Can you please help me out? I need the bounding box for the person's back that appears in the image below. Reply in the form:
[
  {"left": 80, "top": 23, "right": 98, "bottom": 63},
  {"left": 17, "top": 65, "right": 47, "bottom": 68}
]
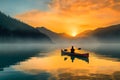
[{"left": 71, "top": 46, "right": 75, "bottom": 53}]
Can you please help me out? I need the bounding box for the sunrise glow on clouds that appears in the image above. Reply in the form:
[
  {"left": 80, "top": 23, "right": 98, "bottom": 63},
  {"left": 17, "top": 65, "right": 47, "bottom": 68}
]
[{"left": 16, "top": 0, "right": 120, "bottom": 35}]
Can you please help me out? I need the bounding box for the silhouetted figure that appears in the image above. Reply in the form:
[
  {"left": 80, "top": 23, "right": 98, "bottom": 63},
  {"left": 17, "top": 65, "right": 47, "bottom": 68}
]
[{"left": 71, "top": 46, "right": 75, "bottom": 53}]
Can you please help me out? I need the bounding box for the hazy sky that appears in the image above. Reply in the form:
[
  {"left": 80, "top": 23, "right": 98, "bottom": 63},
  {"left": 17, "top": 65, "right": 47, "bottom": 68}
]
[
  {"left": 0, "top": 0, "right": 50, "bottom": 15},
  {"left": 0, "top": 0, "right": 120, "bottom": 36}
]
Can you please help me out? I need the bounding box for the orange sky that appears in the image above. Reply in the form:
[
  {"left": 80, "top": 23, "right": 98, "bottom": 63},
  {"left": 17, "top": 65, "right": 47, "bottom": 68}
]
[{"left": 16, "top": 0, "right": 120, "bottom": 36}]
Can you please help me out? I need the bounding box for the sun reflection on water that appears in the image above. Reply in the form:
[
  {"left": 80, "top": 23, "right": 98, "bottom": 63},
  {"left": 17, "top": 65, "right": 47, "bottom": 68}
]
[{"left": 13, "top": 49, "right": 120, "bottom": 77}]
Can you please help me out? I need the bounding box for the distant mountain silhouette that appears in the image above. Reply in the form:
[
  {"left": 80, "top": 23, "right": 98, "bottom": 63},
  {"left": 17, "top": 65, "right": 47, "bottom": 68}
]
[
  {"left": 76, "top": 30, "right": 93, "bottom": 38},
  {"left": 58, "top": 33, "right": 72, "bottom": 38},
  {"left": 37, "top": 27, "right": 72, "bottom": 43},
  {"left": 77, "top": 24, "right": 120, "bottom": 43},
  {"left": 0, "top": 11, "right": 52, "bottom": 43}
]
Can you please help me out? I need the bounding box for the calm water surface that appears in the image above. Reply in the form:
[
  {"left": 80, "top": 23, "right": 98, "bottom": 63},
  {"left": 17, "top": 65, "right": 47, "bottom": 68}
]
[{"left": 0, "top": 44, "right": 120, "bottom": 80}]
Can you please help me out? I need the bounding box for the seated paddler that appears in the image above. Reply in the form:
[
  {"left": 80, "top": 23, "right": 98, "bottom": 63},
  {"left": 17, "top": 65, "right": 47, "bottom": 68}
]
[{"left": 71, "top": 46, "right": 75, "bottom": 53}]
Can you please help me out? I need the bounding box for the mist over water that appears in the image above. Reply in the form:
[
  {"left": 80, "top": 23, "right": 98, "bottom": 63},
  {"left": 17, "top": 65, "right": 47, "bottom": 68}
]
[{"left": 0, "top": 43, "right": 120, "bottom": 80}]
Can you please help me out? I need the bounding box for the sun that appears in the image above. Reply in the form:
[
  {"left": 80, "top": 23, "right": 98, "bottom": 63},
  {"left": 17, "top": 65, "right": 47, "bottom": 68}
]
[{"left": 71, "top": 31, "right": 77, "bottom": 37}]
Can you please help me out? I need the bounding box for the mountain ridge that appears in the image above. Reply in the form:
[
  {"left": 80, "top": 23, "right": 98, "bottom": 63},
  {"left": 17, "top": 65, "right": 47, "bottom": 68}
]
[
  {"left": 0, "top": 11, "right": 52, "bottom": 43},
  {"left": 37, "top": 27, "right": 73, "bottom": 43},
  {"left": 76, "top": 24, "right": 120, "bottom": 43}
]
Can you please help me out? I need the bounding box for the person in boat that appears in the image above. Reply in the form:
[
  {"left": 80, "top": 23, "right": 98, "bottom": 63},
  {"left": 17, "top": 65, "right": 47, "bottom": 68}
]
[{"left": 71, "top": 46, "right": 75, "bottom": 53}]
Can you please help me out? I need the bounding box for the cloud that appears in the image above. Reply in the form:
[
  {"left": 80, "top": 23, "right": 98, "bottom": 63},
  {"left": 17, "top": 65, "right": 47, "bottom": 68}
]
[
  {"left": 49, "top": 0, "right": 120, "bottom": 13},
  {"left": 16, "top": 0, "right": 120, "bottom": 35}
]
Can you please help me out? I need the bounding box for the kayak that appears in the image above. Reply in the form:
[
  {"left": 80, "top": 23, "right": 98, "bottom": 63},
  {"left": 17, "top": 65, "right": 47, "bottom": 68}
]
[{"left": 61, "top": 49, "right": 89, "bottom": 58}]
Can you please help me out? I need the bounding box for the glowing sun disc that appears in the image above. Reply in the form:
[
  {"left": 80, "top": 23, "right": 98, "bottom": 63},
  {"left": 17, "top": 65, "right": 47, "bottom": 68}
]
[{"left": 71, "top": 32, "right": 77, "bottom": 37}]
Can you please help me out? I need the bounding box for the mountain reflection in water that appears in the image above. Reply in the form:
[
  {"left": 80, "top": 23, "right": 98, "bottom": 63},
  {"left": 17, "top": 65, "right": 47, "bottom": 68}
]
[{"left": 0, "top": 44, "right": 120, "bottom": 80}]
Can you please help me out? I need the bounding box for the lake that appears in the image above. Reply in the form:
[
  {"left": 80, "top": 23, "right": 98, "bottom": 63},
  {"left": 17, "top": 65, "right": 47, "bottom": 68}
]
[{"left": 0, "top": 43, "right": 120, "bottom": 80}]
